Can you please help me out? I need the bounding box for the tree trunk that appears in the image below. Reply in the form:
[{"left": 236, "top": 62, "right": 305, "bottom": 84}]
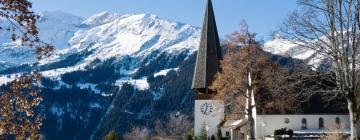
[
  {"left": 348, "top": 100, "right": 360, "bottom": 140},
  {"left": 247, "top": 84, "right": 255, "bottom": 140}
]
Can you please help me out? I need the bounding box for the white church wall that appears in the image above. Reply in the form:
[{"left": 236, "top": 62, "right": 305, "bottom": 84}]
[
  {"left": 231, "top": 125, "right": 249, "bottom": 140},
  {"left": 194, "top": 100, "right": 224, "bottom": 137},
  {"left": 256, "top": 114, "right": 350, "bottom": 138}
]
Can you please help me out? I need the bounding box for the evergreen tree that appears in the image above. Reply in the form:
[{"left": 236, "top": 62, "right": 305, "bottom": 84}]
[
  {"left": 187, "top": 128, "right": 194, "bottom": 140},
  {"left": 199, "top": 122, "right": 208, "bottom": 140},
  {"left": 102, "top": 130, "right": 121, "bottom": 140},
  {"left": 187, "top": 134, "right": 193, "bottom": 140},
  {"left": 216, "top": 127, "right": 222, "bottom": 140}
]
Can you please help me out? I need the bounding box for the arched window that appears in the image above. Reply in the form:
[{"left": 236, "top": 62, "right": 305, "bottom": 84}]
[
  {"left": 319, "top": 117, "right": 324, "bottom": 129},
  {"left": 336, "top": 117, "right": 341, "bottom": 126},
  {"left": 301, "top": 118, "right": 307, "bottom": 130}
]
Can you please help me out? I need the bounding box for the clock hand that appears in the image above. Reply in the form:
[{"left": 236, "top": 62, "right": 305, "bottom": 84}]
[{"left": 204, "top": 105, "right": 208, "bottom": 114}]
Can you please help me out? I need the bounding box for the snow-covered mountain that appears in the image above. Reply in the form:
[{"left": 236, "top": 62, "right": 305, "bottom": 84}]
[
  {"left": 263, "top": 35, "right": 331, "bottom": 70},
  {"left": 0, "top": 11, "right": 333, "bottom": 80},
  {"left": 0, "top": 11, "right": 83, "bottom": 69},
  {"left": 0, "top": 11, "right": 201, "bottom": 90},
  {"left": 0, "top": 11, "right": 200, "bottom": 139},
  {"left": 0, "top": 11, "right": 200, "bottom": 73},
  {"left": 42, "top": 12, "right": 198, "bottom": 76}
]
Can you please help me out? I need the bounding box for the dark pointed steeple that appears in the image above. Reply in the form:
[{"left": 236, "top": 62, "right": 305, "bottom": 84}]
[{"left": 192, "top": 0, "right": 222, "bottom": 94}]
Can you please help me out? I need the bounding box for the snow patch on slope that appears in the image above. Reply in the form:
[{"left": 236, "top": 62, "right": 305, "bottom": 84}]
[
  {"left": 0, "top": 76, "right": 13, "bottom": 85},
  {"left": 154, "top": 68, "right": 179, "bottom": 77},
  {"left": 77, "top": 83, "right": 101, "bottom": 94},
  {"left": 89, "top": 103, "right": 102, "bottom": 109},
  {"left": 50, "top": 105, "right": 65, "bottom": 117},
  {"left": 41, "top": 64, "right": 86, "bottom": 78},
  {"left": 115, "top": 77, "right": 150, "bottom": 90}
]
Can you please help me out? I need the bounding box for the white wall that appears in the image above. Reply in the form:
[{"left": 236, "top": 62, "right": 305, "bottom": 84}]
[
  {"left": 230, "top": 125, "right": 249, "bottom": 140},
  {"left": 256, "top": 115, "right": 350, "bottom": 138},
  {"left": 195, "top": 100, "right": 224, "bottom": 137}
]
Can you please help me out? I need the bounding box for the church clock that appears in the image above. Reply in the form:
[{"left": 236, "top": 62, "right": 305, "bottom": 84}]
[{"left": 200, "top": 102, "right": 214, "bottom": 115}]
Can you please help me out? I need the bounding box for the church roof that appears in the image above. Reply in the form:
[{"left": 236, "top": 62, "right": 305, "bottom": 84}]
[
  {"left": 191, "top": 0, "right": 222, "bottom": 91},
  {"left": 221, "top": 118, "right": 248, "bottom": 129}
]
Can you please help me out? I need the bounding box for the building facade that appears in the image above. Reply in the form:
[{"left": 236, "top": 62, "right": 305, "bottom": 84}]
[{"left": 222, "top": 114, "right": 350, "bottom": 140}]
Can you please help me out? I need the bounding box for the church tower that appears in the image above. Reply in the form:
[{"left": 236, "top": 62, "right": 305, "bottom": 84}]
[{"left": 192, "top": 0, "right": 224, "bottom": 137}]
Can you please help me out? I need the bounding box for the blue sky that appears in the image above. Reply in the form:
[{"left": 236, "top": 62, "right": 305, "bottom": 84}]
[{"left": 29, "top": 0, "right": 297, "bottom": 41}]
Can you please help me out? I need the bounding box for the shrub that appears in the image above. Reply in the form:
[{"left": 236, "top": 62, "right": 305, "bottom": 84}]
[
  {"left": 187, "top": 128, "right": 194, "bottom": 140},
  {"left": 216, "top": 127, "right": 222, "bottom": 140},
  {"left": 187, "top": 134, "right": 193, "bottom": 140},
  {"left": 321, "top": 125, "right": 348, "bottom": 140},
  {"left": 274, "top": 127, "right": 293, "bottom": 137},
  {"left": 199, "top": 122, "right": 207, "bottom": 140}
]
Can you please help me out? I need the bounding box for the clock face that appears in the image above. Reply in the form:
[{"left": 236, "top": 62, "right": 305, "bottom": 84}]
[{"left": 200, "top": 102, "right": 214, "bottom": 115}]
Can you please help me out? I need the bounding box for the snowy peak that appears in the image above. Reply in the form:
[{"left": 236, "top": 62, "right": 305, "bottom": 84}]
[
  {"left": 37, "top": 11, "right": 83, "bottom": 50},
  {"left": 82, "top": 12, "right": 120, "bottom": 26},
  {"left": 264, "top": 37, "right": 303, "bottom": 58},
  {"left": 0, "top": 11, "right": 84, "bottom": 68},
  {"left": 263, "top": 37, "right": 329, "bottom": 69},
  {"left": 38, "top": 11, "right": 83, "bottom": 25},
  {"left": 82, "top": 12, "right": 158, "bottom": 27},
  {"left": 67, "top": 12, "right": 200, "bottom": 62}
]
